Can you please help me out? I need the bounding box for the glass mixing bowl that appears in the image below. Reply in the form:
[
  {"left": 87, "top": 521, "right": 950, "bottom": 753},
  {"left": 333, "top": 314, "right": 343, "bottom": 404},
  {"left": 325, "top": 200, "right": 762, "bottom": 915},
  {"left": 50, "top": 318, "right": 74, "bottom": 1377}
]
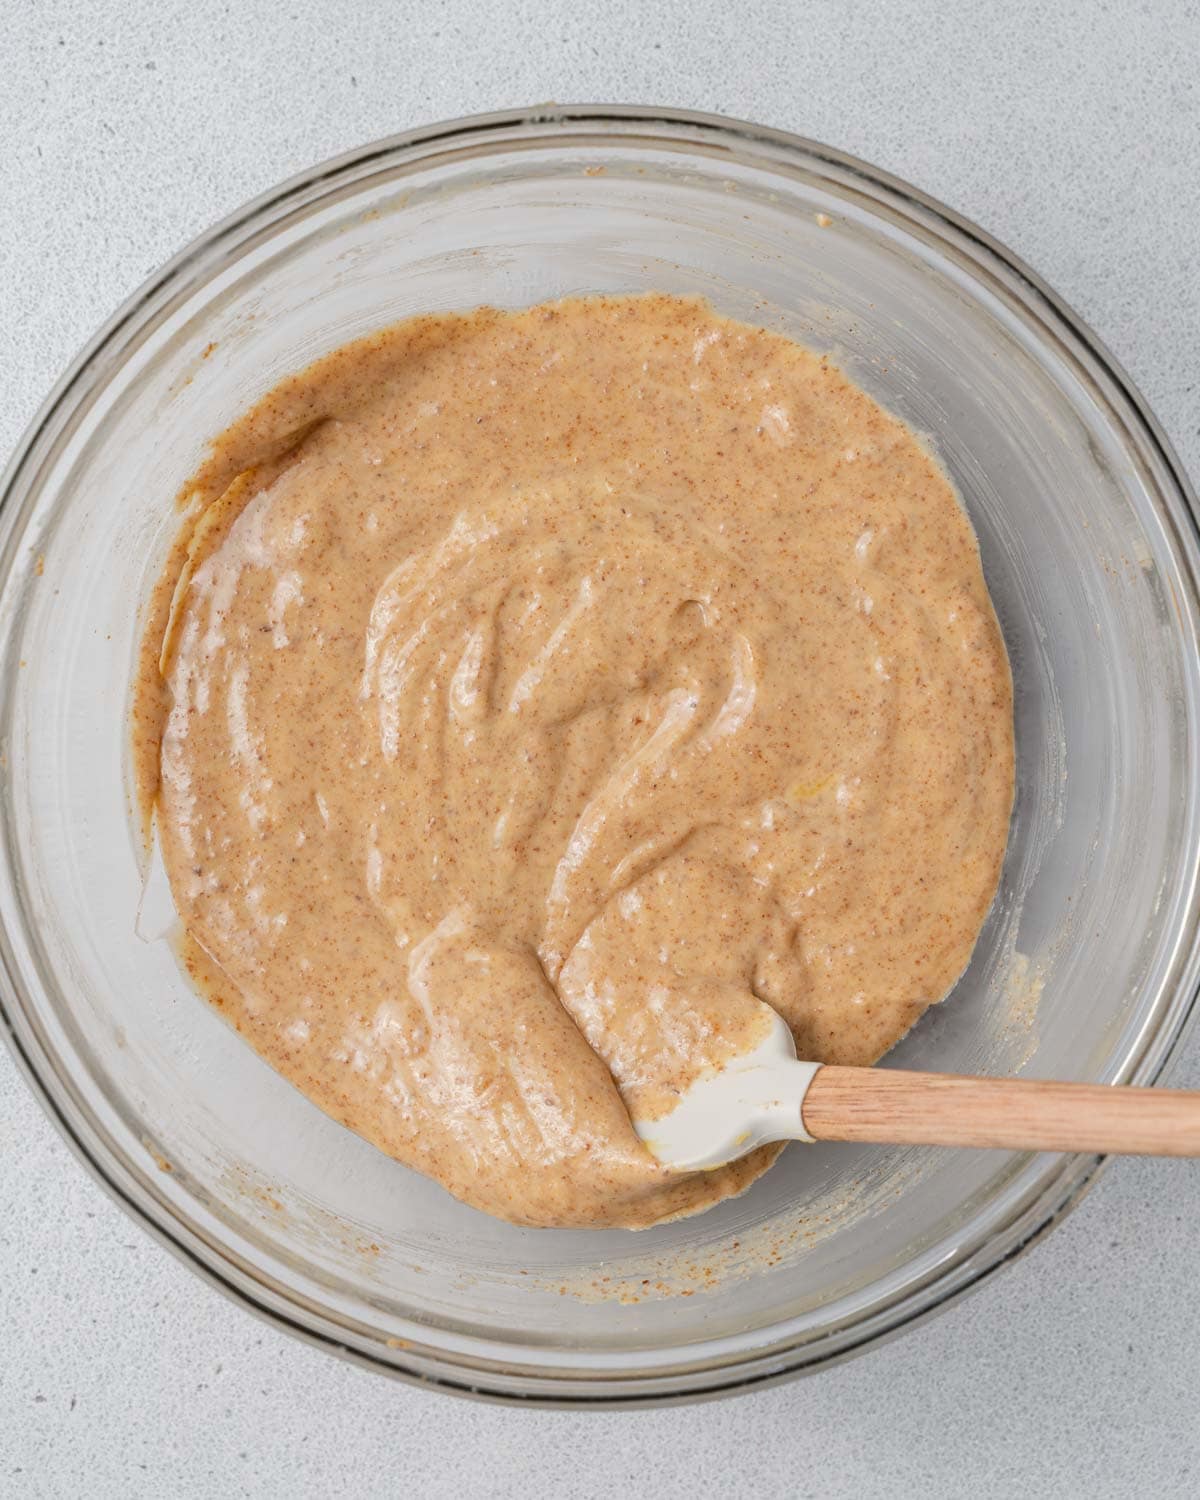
[{"left": 2, "top": 106, "right": 1199, "bottom": 1407}]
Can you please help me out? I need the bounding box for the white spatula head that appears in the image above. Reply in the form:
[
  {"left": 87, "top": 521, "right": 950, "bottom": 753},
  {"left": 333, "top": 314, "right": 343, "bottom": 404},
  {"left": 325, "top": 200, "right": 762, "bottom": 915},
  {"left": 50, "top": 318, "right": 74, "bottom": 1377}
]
[{"left": 632, "top": 1007, "right": 821, "bottom": 1171}]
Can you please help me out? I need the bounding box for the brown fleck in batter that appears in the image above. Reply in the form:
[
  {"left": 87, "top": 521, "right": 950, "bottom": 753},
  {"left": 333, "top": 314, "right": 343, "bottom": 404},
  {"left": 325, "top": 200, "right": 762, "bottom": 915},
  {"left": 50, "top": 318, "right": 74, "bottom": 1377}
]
[{"left": 132, "top": 295, "right": 1013, "bottom": 1228}]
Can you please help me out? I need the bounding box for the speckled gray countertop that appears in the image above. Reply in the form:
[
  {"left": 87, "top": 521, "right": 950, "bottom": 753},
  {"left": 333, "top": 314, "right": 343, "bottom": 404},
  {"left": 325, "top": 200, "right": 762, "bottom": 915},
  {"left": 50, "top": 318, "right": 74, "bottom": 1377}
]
[{"left": 3, "top": 2, "right": 1199, "bottom": 1495}]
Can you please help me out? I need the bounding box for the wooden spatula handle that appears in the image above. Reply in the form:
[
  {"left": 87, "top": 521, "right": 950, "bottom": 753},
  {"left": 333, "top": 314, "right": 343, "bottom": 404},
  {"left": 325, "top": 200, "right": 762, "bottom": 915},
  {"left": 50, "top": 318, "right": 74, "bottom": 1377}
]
[{"left": 802, "top": 1066, "right": 1200, "bottom": 1156}]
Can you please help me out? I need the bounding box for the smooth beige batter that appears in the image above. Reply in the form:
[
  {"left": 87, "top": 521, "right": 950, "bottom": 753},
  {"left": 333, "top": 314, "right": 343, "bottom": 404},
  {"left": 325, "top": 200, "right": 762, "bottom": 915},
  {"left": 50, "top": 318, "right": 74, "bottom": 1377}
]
[{"left": 132, "top": 295, "right": 1013, "bottom": 1229}]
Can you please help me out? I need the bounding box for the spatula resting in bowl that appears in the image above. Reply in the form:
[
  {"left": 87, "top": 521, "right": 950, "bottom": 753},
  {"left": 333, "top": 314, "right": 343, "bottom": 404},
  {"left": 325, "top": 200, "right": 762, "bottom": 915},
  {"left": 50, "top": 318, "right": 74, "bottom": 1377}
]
[{"left": 634, "top": 1005, "right": 1200, "bottom": 1171}]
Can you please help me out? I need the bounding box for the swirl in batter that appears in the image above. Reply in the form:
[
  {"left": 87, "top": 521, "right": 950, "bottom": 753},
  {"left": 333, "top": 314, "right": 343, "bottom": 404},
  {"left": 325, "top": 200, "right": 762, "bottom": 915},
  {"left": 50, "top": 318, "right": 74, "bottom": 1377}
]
[{"left": 132, "top": 296, "right": 1013, "bottom": 1228}]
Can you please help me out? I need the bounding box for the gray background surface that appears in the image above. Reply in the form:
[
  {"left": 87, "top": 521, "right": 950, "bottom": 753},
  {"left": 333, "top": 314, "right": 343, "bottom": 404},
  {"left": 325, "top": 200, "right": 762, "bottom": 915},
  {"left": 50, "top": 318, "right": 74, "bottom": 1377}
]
[{"left": 2, "top": 1, "right": 1199, "bottom": 1495}]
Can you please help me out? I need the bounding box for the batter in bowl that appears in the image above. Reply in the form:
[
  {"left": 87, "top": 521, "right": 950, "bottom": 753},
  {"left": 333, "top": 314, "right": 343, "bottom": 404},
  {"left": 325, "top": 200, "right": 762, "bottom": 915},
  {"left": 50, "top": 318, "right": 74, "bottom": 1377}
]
[{"left": 132, "top": 295, "right": 1014, "bottom": 1228}]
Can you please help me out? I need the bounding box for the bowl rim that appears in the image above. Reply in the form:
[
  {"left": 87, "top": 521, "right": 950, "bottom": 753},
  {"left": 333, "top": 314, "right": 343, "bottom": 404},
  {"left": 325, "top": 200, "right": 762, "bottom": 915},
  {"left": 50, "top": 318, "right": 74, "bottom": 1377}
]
[{"left": 2, "top": 101, "right": 1199, "bottom": 1408}]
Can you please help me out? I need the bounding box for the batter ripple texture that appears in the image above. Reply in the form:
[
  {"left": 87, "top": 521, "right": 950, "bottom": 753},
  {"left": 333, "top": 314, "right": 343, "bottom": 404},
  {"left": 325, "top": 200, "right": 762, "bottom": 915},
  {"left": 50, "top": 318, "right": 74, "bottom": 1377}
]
[{"left": 132, "top": 296, "right": 1013, "bottom": 1228}]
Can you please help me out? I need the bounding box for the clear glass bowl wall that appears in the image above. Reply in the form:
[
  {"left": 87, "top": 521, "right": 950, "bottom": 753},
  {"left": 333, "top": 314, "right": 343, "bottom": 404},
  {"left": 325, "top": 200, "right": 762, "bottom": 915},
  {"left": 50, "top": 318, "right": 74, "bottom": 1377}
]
[{"left": 1, "top": 109, "right": 1198, "bottom": 1405}]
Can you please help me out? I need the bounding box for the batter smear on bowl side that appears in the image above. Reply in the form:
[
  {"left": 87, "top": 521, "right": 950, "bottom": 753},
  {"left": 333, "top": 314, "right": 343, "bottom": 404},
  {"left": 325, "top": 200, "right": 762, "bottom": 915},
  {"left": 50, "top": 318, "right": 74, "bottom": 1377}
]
[{"left": 131, "top": 295, "right": 1014, "bottom": 1228}]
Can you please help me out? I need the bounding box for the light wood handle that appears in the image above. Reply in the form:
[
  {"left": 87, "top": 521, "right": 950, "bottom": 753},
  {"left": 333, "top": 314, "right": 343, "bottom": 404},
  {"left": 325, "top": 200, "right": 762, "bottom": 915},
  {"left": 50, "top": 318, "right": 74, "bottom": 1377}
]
[{"left": 801, "top": 1067, "right": 1200, "bottom": 1156}]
